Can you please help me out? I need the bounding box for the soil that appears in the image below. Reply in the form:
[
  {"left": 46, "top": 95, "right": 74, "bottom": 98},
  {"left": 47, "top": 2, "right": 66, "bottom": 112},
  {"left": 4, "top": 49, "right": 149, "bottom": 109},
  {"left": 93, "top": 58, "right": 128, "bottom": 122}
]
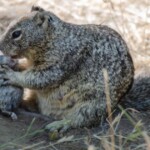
[
  {"left": 0, "top": 109, "right": 149, "bottom": 150},
  {"left": 0, "top": 111, "right": 48, "bottom": 150}
]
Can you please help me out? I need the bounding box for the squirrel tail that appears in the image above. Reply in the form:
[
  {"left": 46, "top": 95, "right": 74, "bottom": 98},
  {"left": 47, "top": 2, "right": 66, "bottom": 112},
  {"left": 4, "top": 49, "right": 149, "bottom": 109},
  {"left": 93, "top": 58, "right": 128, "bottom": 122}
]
[{"left": 120, "top": 68, "right": 150, "bottom": 111}]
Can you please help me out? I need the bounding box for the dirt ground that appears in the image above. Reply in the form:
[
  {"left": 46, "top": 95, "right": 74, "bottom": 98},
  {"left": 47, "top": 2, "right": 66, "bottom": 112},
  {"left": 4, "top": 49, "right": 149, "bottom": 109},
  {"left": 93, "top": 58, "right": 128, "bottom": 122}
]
[
  {"left": 0, "top": 110, "right": 150, "bottom": 150},
  {"left": 0, "top": 112, "right": 48, "bottom": 150},
  {"left": 0, "top": 0, "right": 149, "bottom": 150}
]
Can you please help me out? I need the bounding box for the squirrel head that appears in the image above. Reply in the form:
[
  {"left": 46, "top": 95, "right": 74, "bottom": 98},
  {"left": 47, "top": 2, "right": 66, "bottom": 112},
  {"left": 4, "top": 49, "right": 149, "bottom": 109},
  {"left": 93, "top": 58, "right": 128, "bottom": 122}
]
[{"left": 0, "top": 6, "right": 62, "bottom": 59}]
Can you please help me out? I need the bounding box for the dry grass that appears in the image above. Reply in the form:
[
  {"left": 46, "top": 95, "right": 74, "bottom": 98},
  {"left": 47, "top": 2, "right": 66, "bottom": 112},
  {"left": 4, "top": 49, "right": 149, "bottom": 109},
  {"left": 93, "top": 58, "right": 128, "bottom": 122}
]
[{"left": 0, "top": 0, "right": 149, "bottom": 150}]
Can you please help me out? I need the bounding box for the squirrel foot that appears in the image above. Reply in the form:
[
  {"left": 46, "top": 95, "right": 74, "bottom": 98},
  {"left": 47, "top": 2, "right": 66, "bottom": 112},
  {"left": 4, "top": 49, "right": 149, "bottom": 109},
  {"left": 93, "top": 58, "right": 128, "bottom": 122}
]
[
  {"left": 45, "top": 119, "right": 71, "bottom": 133},
  {"left": 45, "top": 119, "right": 71, "bottom": 140}
]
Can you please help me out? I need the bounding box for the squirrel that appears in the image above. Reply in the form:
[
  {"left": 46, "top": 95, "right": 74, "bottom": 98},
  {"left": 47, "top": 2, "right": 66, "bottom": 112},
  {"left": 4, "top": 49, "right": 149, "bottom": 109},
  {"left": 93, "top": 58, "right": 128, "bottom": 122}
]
[
  {"left": 0, "top": 55, "right": 23, "bottom": 120},
  {"left": 0, "top": 6, "right": 149, "bottom": 132}
]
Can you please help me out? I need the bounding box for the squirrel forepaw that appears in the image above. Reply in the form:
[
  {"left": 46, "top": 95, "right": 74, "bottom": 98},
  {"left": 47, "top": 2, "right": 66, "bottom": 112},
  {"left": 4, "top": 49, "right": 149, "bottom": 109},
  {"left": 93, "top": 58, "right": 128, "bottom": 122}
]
[{"left": 0, "top": 79, "right": 12, "bottom": 85}]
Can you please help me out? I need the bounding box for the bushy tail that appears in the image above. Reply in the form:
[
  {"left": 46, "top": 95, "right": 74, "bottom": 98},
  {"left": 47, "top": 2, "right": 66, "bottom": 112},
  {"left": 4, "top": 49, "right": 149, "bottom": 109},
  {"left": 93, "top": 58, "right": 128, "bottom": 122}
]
[{"left": 120, "top": 68, "right": 150, "bottom": 111}]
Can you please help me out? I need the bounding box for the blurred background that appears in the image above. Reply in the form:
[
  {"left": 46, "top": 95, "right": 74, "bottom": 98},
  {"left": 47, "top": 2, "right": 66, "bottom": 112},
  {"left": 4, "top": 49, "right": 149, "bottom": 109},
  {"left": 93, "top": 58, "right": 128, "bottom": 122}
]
[{"left": 0, "top": 0, "right": 149, "bottom": 70}]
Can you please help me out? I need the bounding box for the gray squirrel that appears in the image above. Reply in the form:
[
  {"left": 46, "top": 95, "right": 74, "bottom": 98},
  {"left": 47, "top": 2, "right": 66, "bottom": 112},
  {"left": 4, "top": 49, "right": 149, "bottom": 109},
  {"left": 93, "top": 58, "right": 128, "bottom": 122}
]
[{"left": 0, "top": 6, "right": 149, "bottom": 132}]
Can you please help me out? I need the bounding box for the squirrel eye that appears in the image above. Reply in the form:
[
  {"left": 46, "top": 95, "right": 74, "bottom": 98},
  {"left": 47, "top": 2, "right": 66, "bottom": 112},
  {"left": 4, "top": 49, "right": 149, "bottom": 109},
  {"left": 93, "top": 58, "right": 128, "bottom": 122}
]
[{"left": 12, "top": 30, "right": 22, "bottom": 39}]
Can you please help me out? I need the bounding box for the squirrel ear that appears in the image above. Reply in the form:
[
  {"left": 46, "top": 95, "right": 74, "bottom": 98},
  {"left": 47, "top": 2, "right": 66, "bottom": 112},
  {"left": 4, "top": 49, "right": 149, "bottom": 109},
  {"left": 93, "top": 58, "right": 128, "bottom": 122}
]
[
  {"left": 33, "top": 12, "right": 49, "bottom": 30},
  {"left": 31, "top": 6, "right": 45, "bottom": 12}
]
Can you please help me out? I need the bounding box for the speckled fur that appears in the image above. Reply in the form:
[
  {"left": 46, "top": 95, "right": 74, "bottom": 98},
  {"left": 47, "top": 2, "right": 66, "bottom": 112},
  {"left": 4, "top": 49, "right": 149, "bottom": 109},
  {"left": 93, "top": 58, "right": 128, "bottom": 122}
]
[{"left": 0, "top": 6, "right": 135, "bottom": 127}]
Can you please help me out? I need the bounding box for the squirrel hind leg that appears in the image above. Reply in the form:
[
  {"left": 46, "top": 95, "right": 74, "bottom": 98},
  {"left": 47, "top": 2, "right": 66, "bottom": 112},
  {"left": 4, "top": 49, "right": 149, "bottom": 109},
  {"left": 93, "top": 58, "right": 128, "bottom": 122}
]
[
  {"left": 67, "top": 100, "right": 106, "bottom": 128},
  {"left": 45, "top": 99, "right": 107, "bottom": 134}
]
